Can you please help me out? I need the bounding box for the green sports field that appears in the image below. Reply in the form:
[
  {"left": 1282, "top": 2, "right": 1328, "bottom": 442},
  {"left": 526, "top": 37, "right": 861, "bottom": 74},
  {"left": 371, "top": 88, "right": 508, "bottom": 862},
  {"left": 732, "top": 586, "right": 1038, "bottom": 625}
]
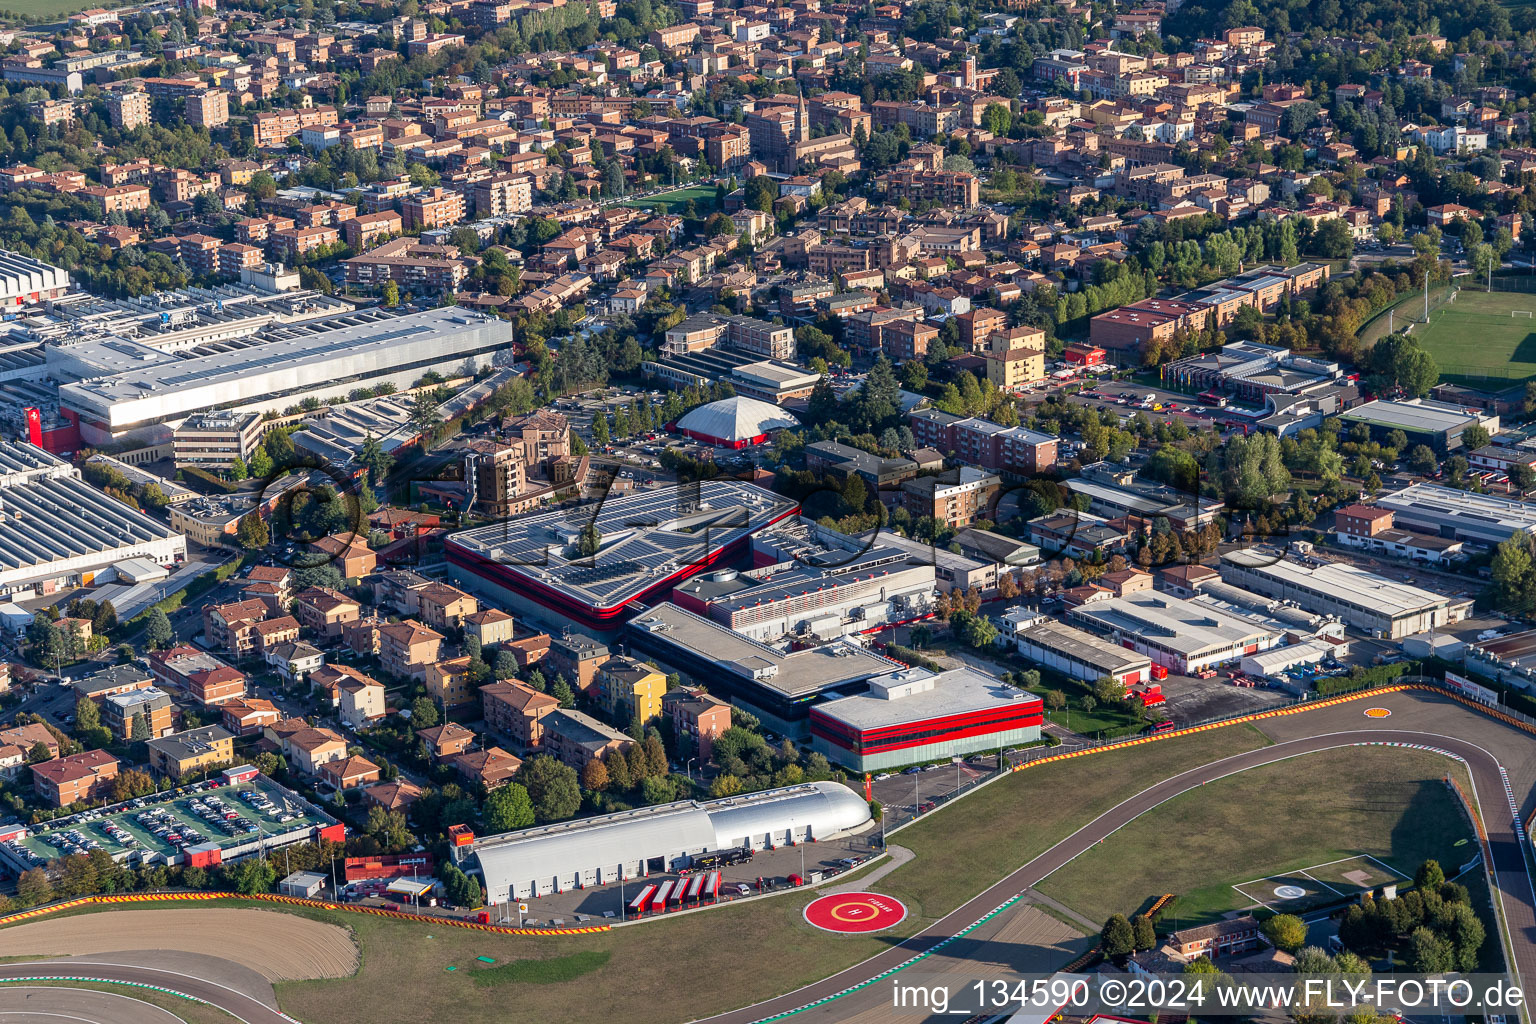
[{"left": 1411, "top": 288, "right": 1536, "bottom": 382}]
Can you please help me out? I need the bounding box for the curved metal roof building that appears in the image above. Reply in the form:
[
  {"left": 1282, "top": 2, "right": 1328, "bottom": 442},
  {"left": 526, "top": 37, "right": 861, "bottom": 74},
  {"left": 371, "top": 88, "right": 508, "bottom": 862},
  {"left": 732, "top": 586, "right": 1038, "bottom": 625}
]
[
  {"left": 675, "top": 396, "right": 800, "bottom": 449},
  {"left": 457, "top": 781, "right": 871, "bottom": 901}
]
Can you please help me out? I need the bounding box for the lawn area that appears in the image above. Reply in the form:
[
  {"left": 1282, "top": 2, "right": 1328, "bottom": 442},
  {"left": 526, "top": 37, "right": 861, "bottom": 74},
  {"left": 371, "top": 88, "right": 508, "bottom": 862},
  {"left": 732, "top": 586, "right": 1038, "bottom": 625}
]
[
  {"left": 0, "top": 0, "right": 97, "bottom": 19},
  {"left": 615, "top": 184, "right": 718, "bottom": 213},
  {"left": 273, "top": 723, "right": 1274, "bottom": 1024},
  {"left": 5, "top": 724, "right": 1272, "bottom": 1024},
  {"left": 1412, "top": 287, "right": 1536, "bottom": 382},
  {"left": 1036, "top": 746, "right": 1476, "bottom": 930}
]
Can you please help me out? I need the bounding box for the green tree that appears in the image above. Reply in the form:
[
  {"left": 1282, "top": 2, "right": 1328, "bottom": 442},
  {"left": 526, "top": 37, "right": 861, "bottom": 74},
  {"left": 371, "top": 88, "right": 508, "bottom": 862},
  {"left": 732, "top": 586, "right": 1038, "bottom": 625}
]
[
  {"left": 229, "top": 456, "right": 249, "bottom": 481},
  {"left": 359, "top": 433, "right": 393, "bottom": 486},
  {"left": 1462, "top": 425, "right": 1491, "bottom": 451},
  {"left": 1415, "top": 859, "right": 1446, "bottom": 891},
  {"left": 551, "top": 678, "right": 575, "bottom": 708},
  {"left": 410, "top": 696, "right": 439, "bottom": 729},
  {"left": 237, "top": 510, "right": 270, "bottom": 550},
  {"left": 519, "top": 755, "right": 581, "bottom": 823},
  {"left": 1262, "top": 913, "right": 1309, "bottom": 952},
  {"left": 1132, "top": 914, "right": 1157, "bottom": 951},
  {"left": 483, "top": 782, "right": 536, "bottom": 832},
  {"left": 1408, "top": 445, "right": 1438, "bottom": 475},
  {"left": 143, "top": 608, "right": 173, "bottom": 650},
  {"left": 15, "top": 867, "right": 51, "bottom": 906},
  {"left": 1101, "top": 913, "right": 1135, "bottom": 956}
]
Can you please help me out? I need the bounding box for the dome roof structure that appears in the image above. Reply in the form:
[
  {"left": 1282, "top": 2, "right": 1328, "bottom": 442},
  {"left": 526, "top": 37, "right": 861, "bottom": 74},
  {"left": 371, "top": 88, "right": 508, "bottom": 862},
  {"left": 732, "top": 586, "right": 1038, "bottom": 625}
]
[{"left": 675, "top": 397, "right": 800, "bottom": 448}]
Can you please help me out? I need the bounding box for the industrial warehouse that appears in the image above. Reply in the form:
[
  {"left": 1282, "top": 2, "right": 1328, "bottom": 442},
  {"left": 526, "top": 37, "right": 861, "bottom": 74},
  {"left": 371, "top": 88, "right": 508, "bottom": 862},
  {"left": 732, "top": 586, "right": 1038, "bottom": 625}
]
[
  {"left": 809, "top": 666, "right": 1043, "bottom": 771},
  {"left": 0, "top": 439, "right": 185, "bottom": 597},
  {"left": 454, "top": 781, "right": 872, "bottom": 901},
  {"left": 1218, "top": 547, "right": 1471, "bottom": 639},
  {"left": 1004, "top": 614, "right": 1152, "bottom": 685},
  {"left": 1374, "top": 483, "right": 1536, "bottom": 547},
  {"left": 1067, "top": 591, "right": 1286, "bottom": 675},
  {"left": 625, "top": 602, "right": 905, "bottom": 737},
  {"left": 57, "top": 306, "right": 517, "bottom": 444},
  {"left": 447, "top": 480, "right": 800, "bottom": 630}
]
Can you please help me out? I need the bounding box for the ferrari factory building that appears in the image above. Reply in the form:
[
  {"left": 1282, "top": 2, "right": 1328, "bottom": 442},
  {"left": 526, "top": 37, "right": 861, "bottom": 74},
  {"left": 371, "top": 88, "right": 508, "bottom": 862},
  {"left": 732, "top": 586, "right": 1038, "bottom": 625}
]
[{"left": 809, "top": 666, "right": 1043, "bottom": 771}]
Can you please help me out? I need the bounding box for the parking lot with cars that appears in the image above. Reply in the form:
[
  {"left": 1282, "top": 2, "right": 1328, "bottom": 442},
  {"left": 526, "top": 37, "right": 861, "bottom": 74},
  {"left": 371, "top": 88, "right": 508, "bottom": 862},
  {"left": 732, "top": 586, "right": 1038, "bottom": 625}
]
[{"left": 7, "top": 776, "right": 329, "bottom": 868}]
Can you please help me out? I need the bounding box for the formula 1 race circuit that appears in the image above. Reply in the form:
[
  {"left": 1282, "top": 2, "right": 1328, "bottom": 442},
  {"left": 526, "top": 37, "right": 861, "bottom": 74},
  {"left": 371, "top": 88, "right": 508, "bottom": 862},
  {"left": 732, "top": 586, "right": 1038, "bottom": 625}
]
[
  {"left": 696, "top": 687, "right": 1536, "bottom": 1024},
  {"left": 0, "top": 687, "right": 1534, "bottom": 1024}
]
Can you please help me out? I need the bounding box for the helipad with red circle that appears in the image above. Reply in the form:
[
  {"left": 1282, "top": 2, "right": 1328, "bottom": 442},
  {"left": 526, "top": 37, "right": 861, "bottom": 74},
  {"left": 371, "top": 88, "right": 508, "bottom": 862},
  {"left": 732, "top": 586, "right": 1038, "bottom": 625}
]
[{"left": 803, "top": 892, "right": 908, "bottom": 933}]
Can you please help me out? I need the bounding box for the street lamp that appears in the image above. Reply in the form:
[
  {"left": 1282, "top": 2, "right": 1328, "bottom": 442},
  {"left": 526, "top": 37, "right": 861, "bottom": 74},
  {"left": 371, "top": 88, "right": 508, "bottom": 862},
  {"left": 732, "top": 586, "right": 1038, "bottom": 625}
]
[{"left": 686, "top": 757, "right": 697, "bottom": 781}]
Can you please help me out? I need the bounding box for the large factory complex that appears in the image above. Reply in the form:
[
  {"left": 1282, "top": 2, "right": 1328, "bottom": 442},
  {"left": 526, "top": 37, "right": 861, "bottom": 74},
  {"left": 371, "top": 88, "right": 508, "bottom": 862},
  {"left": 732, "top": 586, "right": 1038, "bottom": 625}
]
[{"left": 0, "top": 438, "right": 185, "bottom": 597}]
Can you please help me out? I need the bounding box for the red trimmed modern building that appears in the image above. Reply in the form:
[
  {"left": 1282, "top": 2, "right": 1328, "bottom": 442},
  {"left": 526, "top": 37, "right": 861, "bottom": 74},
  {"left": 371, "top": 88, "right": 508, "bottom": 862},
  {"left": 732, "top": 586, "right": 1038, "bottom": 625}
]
[
  {"left": 446, "top": 480, "right": 800, "bottom": 632},
  {"left": 809, "top": 666, "right": 1043, "bottom": 772}
]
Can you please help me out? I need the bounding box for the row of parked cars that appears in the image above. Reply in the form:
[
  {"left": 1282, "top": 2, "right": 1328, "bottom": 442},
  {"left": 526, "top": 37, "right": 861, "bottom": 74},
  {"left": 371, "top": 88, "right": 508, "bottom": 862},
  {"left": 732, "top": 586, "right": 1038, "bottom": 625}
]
[
  {"left": 190, "top": 794, "right": 266, "bottom": 837},
  {"left": 36, "top": 827, "right": 103, "bottom": 858},
  {"left": 239, "top": 788, "right": 293, "bottom": 823}
]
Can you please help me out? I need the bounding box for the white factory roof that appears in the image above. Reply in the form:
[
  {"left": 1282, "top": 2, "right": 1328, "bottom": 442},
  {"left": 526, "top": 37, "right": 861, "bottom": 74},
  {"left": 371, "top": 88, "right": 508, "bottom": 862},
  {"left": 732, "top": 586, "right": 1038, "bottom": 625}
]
[
  {"left": 811, "top": 666, "right": 1041, "bottom": 731},
  {"left": 1221, "top": 549, "right": 1450, "bottom": 616},
  {"left": 676, "top": 396, "right": 799, "bottom": 442},
  {"left": 1376, "top": 483, "right": 1536, "bottom": 537},
  {"left": 0, "top": 441, "right": 184, "bottom": 581},
  {"left": 1069, "top": 591, "right": 1282, "bottom": 657},
  {"left": 1015, "top": 618, "right": 1151, "bottom": 674},
  {"left": 468, "top": 781, "right": 870, "bottom": 897},
  {"left": 1339, "top": 398, "right": 1480, "bottom": 433}
]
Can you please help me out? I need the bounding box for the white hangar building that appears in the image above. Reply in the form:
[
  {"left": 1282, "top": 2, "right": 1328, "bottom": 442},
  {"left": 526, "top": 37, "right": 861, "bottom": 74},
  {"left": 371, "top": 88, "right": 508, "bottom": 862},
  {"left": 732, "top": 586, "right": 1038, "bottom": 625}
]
[{"left": 455, "top": 781, "right": 872, "bottom": 901}]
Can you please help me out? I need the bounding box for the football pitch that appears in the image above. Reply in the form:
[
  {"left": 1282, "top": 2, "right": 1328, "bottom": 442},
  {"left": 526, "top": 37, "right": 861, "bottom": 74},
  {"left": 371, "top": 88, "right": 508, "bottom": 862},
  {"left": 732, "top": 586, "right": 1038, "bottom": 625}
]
[{"left": 1412, "top": 288, "right": 1536, "bottom": 381}]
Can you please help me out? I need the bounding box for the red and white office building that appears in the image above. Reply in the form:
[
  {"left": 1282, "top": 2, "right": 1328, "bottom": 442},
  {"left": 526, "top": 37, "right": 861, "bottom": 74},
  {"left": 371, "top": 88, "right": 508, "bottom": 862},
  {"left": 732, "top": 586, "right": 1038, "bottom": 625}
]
[{"left": 809, "top": 666, "right": 1043, "bottom": 772}]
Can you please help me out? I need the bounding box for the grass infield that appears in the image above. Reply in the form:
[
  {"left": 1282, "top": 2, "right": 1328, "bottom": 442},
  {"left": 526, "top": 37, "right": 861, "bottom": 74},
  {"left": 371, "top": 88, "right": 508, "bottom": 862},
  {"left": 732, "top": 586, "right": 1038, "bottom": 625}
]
[{"left": 1035, "top": 747, "right": 1474, "bottom": 929}]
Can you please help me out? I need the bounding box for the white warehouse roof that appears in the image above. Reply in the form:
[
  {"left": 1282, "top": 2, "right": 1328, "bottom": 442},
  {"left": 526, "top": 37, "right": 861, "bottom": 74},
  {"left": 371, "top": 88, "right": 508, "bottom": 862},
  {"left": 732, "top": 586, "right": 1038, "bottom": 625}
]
[
  {"left": 676, "top": 396, "right": 799, "bottom": 443},
  {"left": 465, "top": 781, "right": 869, "bottom": 899}
]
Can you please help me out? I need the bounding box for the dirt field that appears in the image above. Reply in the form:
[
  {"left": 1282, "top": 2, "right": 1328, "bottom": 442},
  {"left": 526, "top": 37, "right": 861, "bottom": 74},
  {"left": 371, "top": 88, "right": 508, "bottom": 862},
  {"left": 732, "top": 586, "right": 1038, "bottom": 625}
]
[{"left": 0, "top": 909, "right": 358, "bottom": 982}]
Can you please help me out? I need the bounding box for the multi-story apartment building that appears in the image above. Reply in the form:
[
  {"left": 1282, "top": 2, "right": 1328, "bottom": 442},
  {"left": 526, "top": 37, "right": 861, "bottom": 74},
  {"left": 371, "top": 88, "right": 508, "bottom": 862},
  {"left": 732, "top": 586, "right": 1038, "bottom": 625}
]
[
  {"left": 910, "top": 409, "right": 1059, "bottom": 476},
  {"left": 107, "top": 90, "right": 151, "bottom": 130},
  {"left": 879, "top": 168, "right": 980, "bottom": 207},
  {"left": 471, "top": 173, "right": 534, "bottom": 217},
  {"left": 378, "top": 620, "right": 443, "bottom": 680},
  {"left": 481, "top": 680, "right": 560, "bottom": 753},
  {"left": 402, "top": 187, "right": 465, "bottom": 232},
  {"left": 901, "top": 467, "right": 1003, "bottom": 528},
  {"left": 83, "top": 184, "right": 151, "bottom": 217},
  {"left": 662, "top": 313, "right": 795, "bottom": 361},
  {"left": 33, "top": 750, "right": 118, "bottom": 806},
  {"left": 595, "top": 656, "right": 666, "bottom": 726},
  {"left": 185, "top": 89, "right": 229, "bottom": 128},
  {"left": 341, "top": 237, "right": 472, "bottom": 293}
]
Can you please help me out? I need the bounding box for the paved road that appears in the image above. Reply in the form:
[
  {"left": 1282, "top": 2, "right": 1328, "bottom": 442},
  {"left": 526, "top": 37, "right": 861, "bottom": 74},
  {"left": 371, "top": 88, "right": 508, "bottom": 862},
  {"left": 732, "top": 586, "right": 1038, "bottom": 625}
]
[
  {"left": 696, "top": 689, "right": 1536, "bottom": 1024},
  {"left": 0, "top": 985, "right": 195, "bottom": 1024},
  {"left": 0, "top": 961, "right": 291, "bottom": 1024}
]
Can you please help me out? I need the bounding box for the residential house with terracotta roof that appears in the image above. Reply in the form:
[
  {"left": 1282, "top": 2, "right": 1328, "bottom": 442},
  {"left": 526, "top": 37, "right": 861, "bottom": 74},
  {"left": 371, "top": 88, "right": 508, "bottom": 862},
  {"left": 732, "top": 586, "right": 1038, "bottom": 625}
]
[
  {"left": 417, "top": 583, "right": 478, "bottom": 631},
  {"left": 293, "top": 586, "right": 362, "bottom": 638},
  {"left": 335, "top": 666, "right": 386, "bottom": 726},
  {"left": 364, "top": 778, "right": 423, "bottom": 812},
  {"left": 449, "top": 746, "right": 522, "bottom": 790},
  {"left": 379, "top": 620, "right": 443, "bottom": 681},
  {"left": 33, "top": 749, "right": 118, "bottom": 806},
  {"left": 320, "top": 754, "right": 381, "bottom": 790},
  {"left": 306, "top": 534, "right": 378, "bottom": 579},
  {"left": 479, "top": 680, "right": 559, "bottom": 752},
  {"left": 426, "top": 654, "right": 476, "bottom": 707},
  {"left": 416, "top": 722, "right": 475, "bottom": 759},
  {"left": 464, "top": 608, "right": 515, "bottom": 646},
  {"left": 220, "top": 697, "right": 282, "bottom": 736}
]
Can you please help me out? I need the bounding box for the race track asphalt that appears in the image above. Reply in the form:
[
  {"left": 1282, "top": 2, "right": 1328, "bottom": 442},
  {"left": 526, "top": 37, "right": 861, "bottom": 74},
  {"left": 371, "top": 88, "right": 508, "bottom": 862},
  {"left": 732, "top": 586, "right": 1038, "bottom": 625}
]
[
  {"left": 0, "top": 961, "right": 292, "bottom": 1024},
  {"left": 0, "top": 690, "right": 1532, "bottom": 1024},
  {"left": 695, "top": 689, "right": 1536, "bottom": 1023}
]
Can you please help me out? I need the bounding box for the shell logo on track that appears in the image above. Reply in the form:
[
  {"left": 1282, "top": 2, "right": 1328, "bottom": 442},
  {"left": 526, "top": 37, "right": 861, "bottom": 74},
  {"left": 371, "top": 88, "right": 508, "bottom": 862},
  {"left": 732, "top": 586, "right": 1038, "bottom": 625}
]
[
  {"left": 1364, "top": 707, "right": 1392, "bottom": 718},
  {"left": 803, "top": 892, "right": 907, "bottom": 933}
]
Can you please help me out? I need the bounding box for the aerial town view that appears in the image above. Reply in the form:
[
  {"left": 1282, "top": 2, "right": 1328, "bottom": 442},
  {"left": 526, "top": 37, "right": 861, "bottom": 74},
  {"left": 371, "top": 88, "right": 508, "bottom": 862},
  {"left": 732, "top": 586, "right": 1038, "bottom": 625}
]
[{"left": 5, "top": 0, "right": 1536, "bottom": 1020}]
